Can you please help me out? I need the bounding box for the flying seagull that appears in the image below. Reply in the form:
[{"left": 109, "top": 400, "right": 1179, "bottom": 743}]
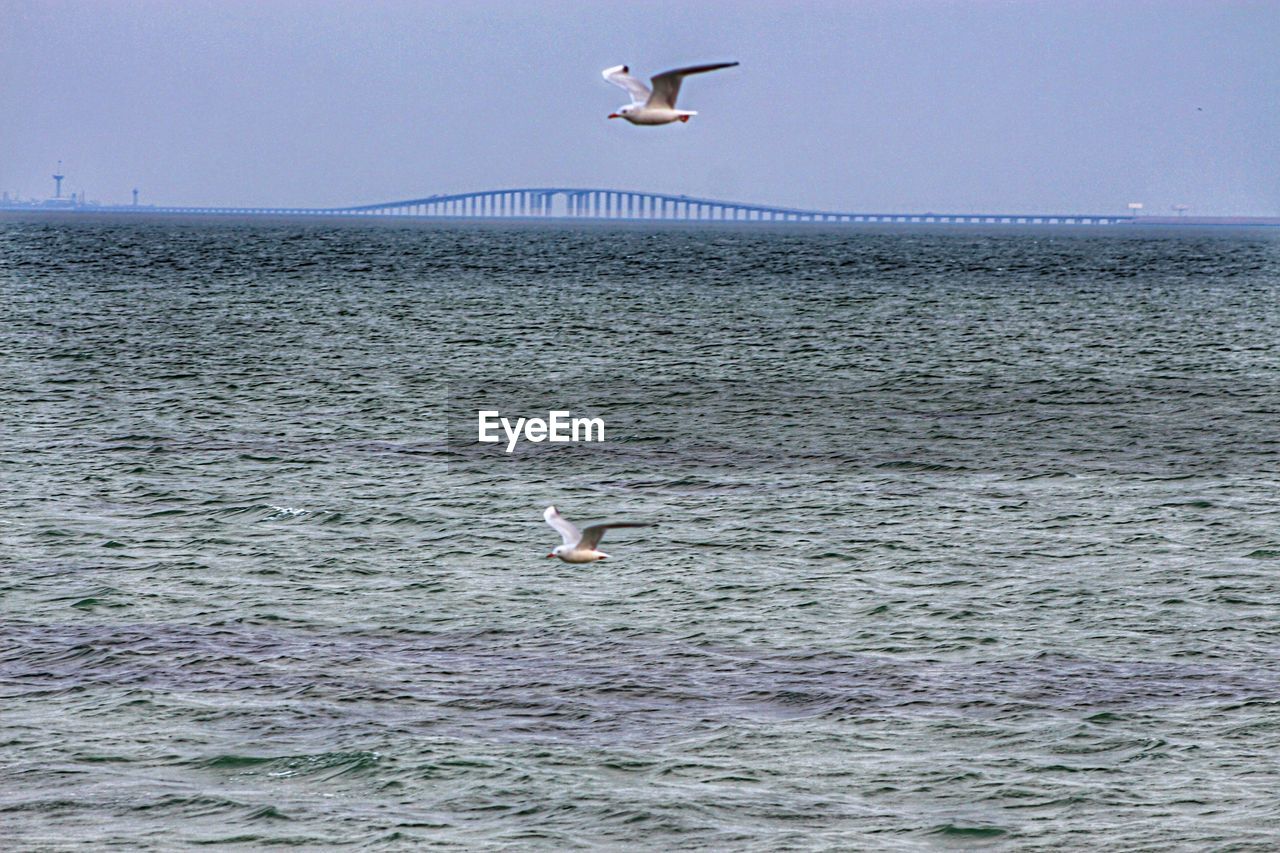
[
  {"left": 602, "top": 62, "right": 739, "bottom": 125},
  {"left": 543, "top": 505, "right": 651, "bottom": 563}
]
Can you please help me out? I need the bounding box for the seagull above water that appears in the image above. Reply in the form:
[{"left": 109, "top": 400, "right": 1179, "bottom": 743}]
[
  {"left": 544, "top": 505, "right": 651, "bottom": 563},
  {"left": 602, "top": 62, "right": 739, "bottom": 125}
]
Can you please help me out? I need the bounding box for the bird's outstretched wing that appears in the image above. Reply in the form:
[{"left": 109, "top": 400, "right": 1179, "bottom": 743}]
[
  {"left": 544, "top": 506, "right": 582, "bottom": 546},
  {"left": 648, "top": 62, "right": 738, "bottom": 109},
  {"left": 579, "top": 522, "right": 653, "bottom": 551},
  {"left": 602, "top": 65, "right": 651, "bottom": 105}
]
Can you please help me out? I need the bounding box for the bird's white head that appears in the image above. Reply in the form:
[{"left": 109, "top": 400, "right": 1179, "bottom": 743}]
[
  {"left": 547, "top": 544, "right": 568, "bottom": 559},
  {"left": 608, "top": 105, "right": 634, "bottom": 120}
]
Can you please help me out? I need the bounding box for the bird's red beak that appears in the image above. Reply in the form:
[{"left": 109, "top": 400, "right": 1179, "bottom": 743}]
[
  {"left": 546, "top": 553, "right": 556, "bottom": 558},
  {"left": 608, "top": 113, "right": 621, "bottom": 119}
]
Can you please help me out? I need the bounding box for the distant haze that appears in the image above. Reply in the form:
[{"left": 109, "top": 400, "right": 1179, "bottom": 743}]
[{"left": 2, "top": 0, "right": 1277, "bottom": 214}]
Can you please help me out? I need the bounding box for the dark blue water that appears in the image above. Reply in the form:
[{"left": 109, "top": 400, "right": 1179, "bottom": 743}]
[{"left": 3, "top": 219, "right": 1279, "bottom": 848}]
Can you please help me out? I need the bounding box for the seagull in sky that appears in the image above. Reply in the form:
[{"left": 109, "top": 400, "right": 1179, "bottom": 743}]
[
  {"left": 543, "top": 505, "right": 652, "bottom": 563},
  {"left": 602, "top": 61, "right": 739, "bottom": 125}
]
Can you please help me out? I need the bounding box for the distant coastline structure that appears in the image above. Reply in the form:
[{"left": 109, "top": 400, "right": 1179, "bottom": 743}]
[{"left": 1, "top": 185, "right": 1277, "bottom": 227}]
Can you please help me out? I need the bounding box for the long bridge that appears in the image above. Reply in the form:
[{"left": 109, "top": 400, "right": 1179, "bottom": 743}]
[{"left": 4, "top": 187, "right": 1277, "bottom": 226}]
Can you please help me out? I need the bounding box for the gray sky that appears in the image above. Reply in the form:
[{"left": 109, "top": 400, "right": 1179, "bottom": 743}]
[{"left": 2, "top": 0, "right": 1277, "bottom": 214}]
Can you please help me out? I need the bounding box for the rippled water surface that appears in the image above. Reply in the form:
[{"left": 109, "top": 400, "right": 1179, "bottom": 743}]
[{"left": 3, "top": 219, "right": 1280, "bottom": 849}]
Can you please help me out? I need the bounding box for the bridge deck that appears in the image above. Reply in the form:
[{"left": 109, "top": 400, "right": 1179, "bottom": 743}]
[{"left": 3, "top": 188, "right": 1276, "bottom": 226}]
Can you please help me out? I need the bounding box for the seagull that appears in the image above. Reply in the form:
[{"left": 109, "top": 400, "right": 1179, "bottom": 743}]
[
  {"left": 543, "top": 505, "right": 651, "bottom": 563},
  {"left": 602, "top": 62, "right": 739, "bottom": 125}
]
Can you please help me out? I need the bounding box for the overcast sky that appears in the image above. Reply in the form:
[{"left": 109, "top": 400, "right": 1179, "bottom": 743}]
[{"left": 2, "top": 0, "right": 1276, "bottom": 214}]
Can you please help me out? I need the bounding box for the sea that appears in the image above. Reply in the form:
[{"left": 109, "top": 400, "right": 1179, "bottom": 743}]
[{"left": 2, "top": 218, "right": 1279, "bottom": 849}]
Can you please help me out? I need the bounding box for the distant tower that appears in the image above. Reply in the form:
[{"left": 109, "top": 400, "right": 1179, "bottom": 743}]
[
  {"left": 132, "top": 188, "right": 139, "bottom": 206},
  {"left": 52, "top": 161, "right": 65, "bottom": 198},
  {"left": 1172, "top": 204, "right": 1190, "bottom": 217}
]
